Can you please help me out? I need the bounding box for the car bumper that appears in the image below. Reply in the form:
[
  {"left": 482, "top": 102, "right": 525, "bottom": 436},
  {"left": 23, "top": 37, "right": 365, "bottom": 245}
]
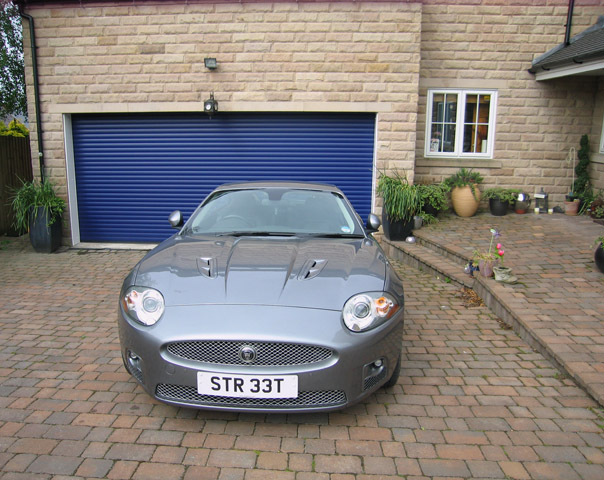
[{"left": 118, "top": 304, "right": 403, "bottom": 413}]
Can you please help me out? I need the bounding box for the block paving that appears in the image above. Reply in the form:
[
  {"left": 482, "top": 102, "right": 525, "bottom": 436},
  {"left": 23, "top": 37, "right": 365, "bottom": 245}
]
[
  {"left": 1, "top": 225, "right": 604, "bottom": 479},
  {"left": 385, "top": 212, "right": 604, "bottom": 407}
]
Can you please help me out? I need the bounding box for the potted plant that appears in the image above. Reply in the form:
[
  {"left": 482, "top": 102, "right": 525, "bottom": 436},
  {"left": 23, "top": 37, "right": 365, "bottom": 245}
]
[
  {"left": 595, "top": 236, "right": 604, "bottom": 274},
  {"left": 11, "top": 179, "right": 66, "bottom": 253},
  {"left": 589, "top": 192, "right": 604, "bottom": 225},
  {"left": 417, "top": 182, "right": 450, "bottom": 224},
  {"left": 472, "top": 228, "right": 500, "bottom": 277},
  {"left": 444, "top": 168, "right": 483, "bottom": 217},
  {"left": 483, "top": 188, "right": 521, "bottom": 216},
  {"left": 377, "top": 171, "right": 420, "bottom": 241}
]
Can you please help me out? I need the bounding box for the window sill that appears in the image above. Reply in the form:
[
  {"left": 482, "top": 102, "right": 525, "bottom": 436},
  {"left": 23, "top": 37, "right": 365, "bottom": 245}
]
[{"left": 416, "top": 157, "right": 502, "bottom": 169}]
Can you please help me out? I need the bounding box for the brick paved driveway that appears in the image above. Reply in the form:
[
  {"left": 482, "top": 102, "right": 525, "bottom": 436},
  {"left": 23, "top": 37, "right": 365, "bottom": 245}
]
[{"left": 1, "top": 237, "right": 603, "bottom": 479}]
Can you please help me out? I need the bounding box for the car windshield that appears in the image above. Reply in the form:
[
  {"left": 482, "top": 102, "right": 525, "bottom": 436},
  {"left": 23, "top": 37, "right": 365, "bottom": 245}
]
[{"left": 186, "top": 187, "right": 364, "bottom": 236}]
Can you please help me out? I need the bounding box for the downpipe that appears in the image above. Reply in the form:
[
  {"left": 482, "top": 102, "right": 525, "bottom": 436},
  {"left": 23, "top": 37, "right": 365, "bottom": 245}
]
[{"left": 19, "top": 7, "right": 45, "bottom": 182}]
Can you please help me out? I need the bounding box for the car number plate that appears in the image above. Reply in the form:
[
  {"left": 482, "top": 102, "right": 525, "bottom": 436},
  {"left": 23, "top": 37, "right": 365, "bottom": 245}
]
[{"left": 197, "top": 372, "right": 298, "bottom": 399}]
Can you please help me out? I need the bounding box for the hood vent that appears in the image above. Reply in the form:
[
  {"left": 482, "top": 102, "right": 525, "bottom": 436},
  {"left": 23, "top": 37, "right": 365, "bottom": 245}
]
[
  {"left": 197, "top": 257, "right": 217, "bottom": 278},
  {"left": 298, "top": 259, "right": 327, "bottom": 280}
]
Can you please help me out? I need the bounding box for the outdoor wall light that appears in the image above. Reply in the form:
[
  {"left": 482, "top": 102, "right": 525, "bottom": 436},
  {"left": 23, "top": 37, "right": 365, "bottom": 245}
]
[
  {"left": 204, "top": 92, "right": 218, "bottom": 118},
  {"left": 204, "top": 57, "right": 218, "bottom": 70}
]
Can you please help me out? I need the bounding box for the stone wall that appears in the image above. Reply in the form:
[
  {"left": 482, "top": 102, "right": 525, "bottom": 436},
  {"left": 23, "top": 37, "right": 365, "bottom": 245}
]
[
  {"left": 415, "top": 1, "right": 604, "bottom": 206},
  {"left": 19, "top": 0, "right": 604, "bottom": 233},
  {"left": 21, "top": 1, "right": 422, "bottom": 234}
]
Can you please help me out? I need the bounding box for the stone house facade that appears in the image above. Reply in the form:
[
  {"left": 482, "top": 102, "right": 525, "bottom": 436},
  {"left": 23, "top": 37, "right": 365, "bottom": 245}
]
[{"left": 16, "top": 0, "right": 604, "bottom": 244}]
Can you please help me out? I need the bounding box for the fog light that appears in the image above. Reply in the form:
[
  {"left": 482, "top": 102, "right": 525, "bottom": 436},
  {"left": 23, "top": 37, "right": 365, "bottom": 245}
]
[
  {"left": 363, "top": 358, "right": 386, "bottom": 391},
  {"left": 126, "top": 350, "right": 144, "bottom": 384}
]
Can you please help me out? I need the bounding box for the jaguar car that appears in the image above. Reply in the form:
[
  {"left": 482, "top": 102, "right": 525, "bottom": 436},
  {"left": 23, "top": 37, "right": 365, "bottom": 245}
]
[{"left": 118, "top": 181, "right": 404, "bottom": 412}]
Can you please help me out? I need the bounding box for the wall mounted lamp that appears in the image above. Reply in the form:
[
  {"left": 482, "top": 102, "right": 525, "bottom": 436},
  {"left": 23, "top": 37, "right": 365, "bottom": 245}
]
[
  {"left": 204, "top": 92, "right": 218, "bottom": 118},
  {"left": 204, "top": 57, "right": 218, "bottom": 70}
]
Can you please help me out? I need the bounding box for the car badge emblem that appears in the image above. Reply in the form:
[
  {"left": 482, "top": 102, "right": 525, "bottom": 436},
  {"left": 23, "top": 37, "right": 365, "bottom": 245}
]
[{"left": 239, "top": 346, "right": 257, "bottom": 363}]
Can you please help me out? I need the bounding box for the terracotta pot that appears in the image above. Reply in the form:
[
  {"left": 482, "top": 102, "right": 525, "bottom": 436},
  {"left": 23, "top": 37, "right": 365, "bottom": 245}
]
[
  {"left": 451, "top": 185, "right": 481, "bottom": 217},
  {"left": 565, "top": 200, "right": 579, "bottom": 216}
]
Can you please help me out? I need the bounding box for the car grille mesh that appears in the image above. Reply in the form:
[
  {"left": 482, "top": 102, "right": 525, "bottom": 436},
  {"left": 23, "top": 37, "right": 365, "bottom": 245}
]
[
  {"left": 364, "top": 368, "right": 387, "bottom": 391},
  {"left": 156, "top": 384, "right": 346, "bottom": 409},
  {"left": 166, "top": 340, "right": 332, "bottom": 366}
]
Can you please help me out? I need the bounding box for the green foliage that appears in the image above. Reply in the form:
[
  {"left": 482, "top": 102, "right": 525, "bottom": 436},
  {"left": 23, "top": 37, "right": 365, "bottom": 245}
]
[
  {"left": 590, "top": 192, "right": 604, "bottom": 219},
  {"left": 443, "top": 168, "right": 483, "bottom": 200},
  {"left": 0, "top": 118, "right": 28, "bottom": 137},
  {"left": 573, "top": 134, "right": 592, "bottom": 205},
  {"left": 595, "top": 236, "right": 604, "bottom": 248},
  {"left": 0, "top": 1, "right": 27, "bottom": 118},
  {"left": 10, "top": 179, "right": 65, "bottom": 234},
  {"left": 376, "top": 171, "right": 420, "bottom": 223},
  {"left": 416, "top": 182, "right": 449, "bottom": 223},
  {"left": 483, "top": 187, "right": 521, "bottom": 203}
]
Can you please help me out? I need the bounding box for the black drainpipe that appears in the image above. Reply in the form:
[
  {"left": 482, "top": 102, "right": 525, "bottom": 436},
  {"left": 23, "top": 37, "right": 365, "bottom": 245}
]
[
  {"left": 19, "top": 8, "right": 45, "bottom": 182},
  {"left": 564, "top": 0, "right": 575, "bottom": 45}
]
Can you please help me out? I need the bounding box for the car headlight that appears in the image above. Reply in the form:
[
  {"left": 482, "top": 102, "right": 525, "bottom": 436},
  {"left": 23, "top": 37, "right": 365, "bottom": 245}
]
[
  {"left": 122, "top": 286, "right": 165, "bottom": 326},
  {"left": 343, "top": 292, "right": 400, "bottom": 332}
]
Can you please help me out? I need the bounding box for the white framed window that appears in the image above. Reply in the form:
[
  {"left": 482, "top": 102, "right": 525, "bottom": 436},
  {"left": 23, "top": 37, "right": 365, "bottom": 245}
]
[{"left": 425, "top": 89, "right": 498, "bottom": 159}]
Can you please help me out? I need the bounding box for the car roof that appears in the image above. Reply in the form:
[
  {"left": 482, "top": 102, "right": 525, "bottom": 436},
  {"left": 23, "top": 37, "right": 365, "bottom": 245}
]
[{"left": 213, "top": 181, "right": 342, "bottom": 194}]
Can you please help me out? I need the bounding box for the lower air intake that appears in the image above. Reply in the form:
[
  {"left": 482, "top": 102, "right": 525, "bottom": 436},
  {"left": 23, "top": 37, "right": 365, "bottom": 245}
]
[{"left": 156, "top": 384, "right": 346, "bottom": 409}]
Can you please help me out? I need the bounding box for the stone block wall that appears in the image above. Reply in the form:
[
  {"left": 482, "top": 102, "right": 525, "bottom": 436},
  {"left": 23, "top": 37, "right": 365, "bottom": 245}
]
[
  {"left": 20, "top": 0, "right": 604, "bottom": 232},
  {"left": 21, "top": 0, "right": 422, "bottom": 234},
  {"left": 415, "top": 1, "right": 604, "bottom": 206}
]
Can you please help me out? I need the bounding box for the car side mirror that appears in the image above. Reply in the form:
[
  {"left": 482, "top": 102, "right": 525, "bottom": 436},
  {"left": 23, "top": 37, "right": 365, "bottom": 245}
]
[
  {"left": 168, "top": 210, "right": 184, "bottom": 229},
  {"left": 366, "top": 213, "right": 381, "bottom": 232}
]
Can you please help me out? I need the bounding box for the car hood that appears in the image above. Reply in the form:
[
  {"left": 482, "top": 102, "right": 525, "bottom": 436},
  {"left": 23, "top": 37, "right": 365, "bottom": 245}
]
[{"left": 133, "top": 235, "right": 387, "bottom": 310}]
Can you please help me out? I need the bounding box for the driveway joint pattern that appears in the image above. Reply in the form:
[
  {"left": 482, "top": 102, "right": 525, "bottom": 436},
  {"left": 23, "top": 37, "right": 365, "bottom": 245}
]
[{"left": 1, "top": 232, "right": 603, "bottom": 479}]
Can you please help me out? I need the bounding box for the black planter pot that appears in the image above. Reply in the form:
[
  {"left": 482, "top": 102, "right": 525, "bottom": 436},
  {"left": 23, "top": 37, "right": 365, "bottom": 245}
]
[
  {"left": 489, "top": 198, "right": 509, "bottom": 216},
  {"left": 29, "top": 207, "right": 62, "bottom": 253},
  {"left": 382, "top": 213, "right": 413, "bottom": 241},
  {"left": 421, "top": 204, "right": 439, "bottom": 218},
  {"left": 595, "top": 244, "right": 604, "bottom": 274}
]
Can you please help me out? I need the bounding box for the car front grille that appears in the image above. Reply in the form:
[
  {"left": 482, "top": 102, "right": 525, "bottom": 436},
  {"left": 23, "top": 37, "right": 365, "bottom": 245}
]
[
  {"left": 156, "top": 383, "right": 346, "bottom": 409},
  {"left": 166, "top": 340, "right": 332, "bottom": 367}
]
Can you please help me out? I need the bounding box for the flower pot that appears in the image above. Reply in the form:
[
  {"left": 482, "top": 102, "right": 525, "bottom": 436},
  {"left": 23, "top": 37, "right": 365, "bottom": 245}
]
[
  {"left": 381, "top": 213, "right": 413, "bottom": 241},
  {"left": 595, "top": 244, "right": 604, "bottom": 274},
  {"left": 29, "top": 206, "right": 62, "bottom": 253},
  {"left": 489, "top": 198, "right": 509, "bottom": 216},
  {"left": 478, "top": 259, "right": 495, "bottom": 277},
  {"left": 451, "top": 185, "right": 480, "bottom": 217},
  {"left": 565, "top": 200, "right": 579, "bottom": 216}
]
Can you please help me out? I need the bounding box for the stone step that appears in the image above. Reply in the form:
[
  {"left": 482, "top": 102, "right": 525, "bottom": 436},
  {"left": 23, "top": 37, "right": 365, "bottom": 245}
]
[
  {"left": 413, "top": 231, "right": 470, "bottom": 266},
  {"left": 380, "top": 237, "right": 475, "bottom": 289}
]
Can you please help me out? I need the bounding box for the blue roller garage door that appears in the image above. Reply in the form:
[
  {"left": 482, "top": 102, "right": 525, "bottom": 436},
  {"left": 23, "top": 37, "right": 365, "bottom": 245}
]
[{"left": 72, "top": 112, "right": 375, "bottom": 243}]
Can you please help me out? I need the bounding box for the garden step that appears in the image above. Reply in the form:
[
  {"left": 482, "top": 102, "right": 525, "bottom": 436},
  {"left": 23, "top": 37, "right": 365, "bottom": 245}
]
[
  {"left": 380, "top": 237, "right": 475, "bottom": 289},
  {"left": 413, "top": 230, "right": 470, "bottom": 266}
]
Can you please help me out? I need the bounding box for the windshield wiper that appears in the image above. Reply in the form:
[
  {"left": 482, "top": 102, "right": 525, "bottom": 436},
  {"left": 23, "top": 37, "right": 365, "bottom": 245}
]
[{"left": 215, "top": 231, "right": 298, "bottom": 237}]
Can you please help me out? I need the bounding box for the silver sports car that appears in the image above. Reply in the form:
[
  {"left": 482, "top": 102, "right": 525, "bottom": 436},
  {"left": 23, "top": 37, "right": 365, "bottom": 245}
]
[{"left": 118, "top": 182, "right": 404, "bottom": 412}]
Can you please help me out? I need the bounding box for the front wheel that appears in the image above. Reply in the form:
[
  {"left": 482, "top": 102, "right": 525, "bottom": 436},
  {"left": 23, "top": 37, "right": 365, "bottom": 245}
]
[{"left": 382, "top": 352, "right": 401, "bottom": 388}]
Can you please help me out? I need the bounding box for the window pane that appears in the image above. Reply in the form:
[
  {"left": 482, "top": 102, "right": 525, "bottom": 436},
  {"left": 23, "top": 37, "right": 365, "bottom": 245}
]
[
  {"left": 442, "top": 123, "right": 456, "bottom": 152},
  {"left": 463, "top": 94, "right": 490, "bottom": 153},
  {"left": 429, "top": 124, "right": 443, "bottom": 152},
  {"left": 429, "top": 93, "right": 457, "bottom": 153},
  {"left": 432, "top": 94, "right": 444, "bottom": 123},
  {"left": 465, "top": 95, "right": 478, "bottom": 123},
  {"left": 444, "top": 94, "right": 457, "bottom": 123}
]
